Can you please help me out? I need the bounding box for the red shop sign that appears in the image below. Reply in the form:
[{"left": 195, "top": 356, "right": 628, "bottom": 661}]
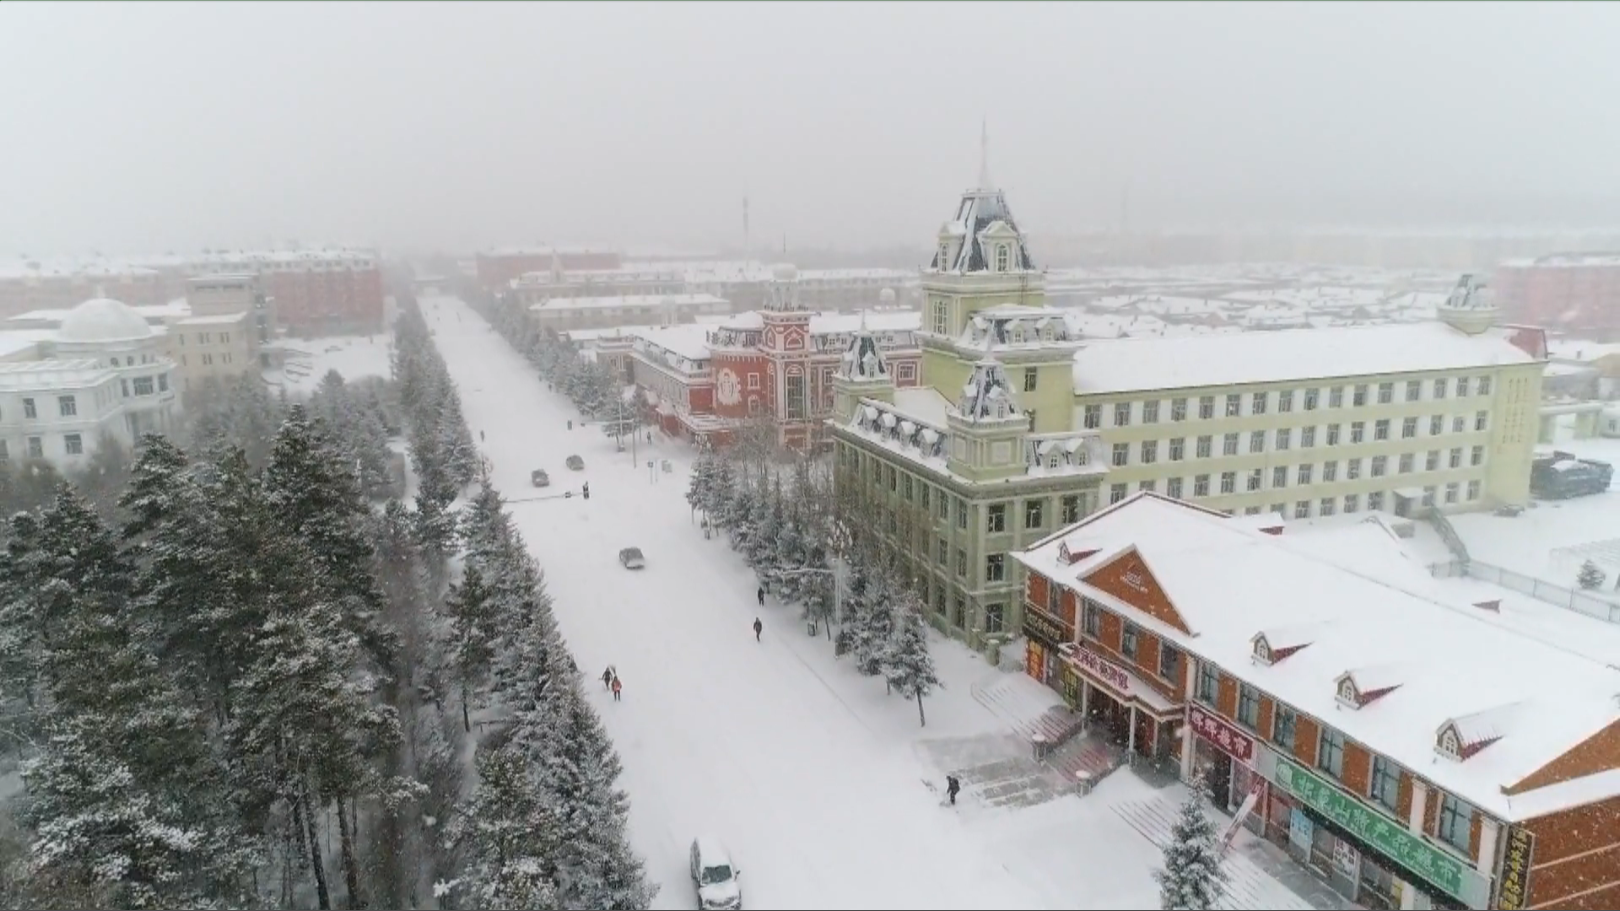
[
  {"left": 1067, "top": 643, "right": 1133, "bottom": 696},
  {"left": 1189, "top": 703, "right": 1254, "bottom": 763}
]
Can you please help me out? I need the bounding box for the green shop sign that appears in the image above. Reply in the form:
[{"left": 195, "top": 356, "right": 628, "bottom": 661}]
[{"left": 1273, "top": 758, "right": 1470, "bottom": 904}]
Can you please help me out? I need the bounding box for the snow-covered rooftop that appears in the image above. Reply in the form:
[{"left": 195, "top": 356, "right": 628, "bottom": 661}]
[
  {"left": 0, "top": 257, "right": 160, "bottom": 281},
  {"left": 631, "top": 323, "right": 713, "bottom": 364},
  {"left": 1071, "top": 320, "right": 1540, "bottom": 396},
  {"left": 808, "top": 310, "right": 920, "bottom": 336},
  {"left": 1017, "top": 493, "right": 1620, "bottom": 820},
  {"left": 528, "top": 293, "right": 728, "bottom": 312},
  {"left": 0, "top": 357, "right": 117, "bottom": 389}
]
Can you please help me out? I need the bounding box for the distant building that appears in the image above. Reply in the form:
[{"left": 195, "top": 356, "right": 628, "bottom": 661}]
[
  {"left": 528, "top": 293, "right": 728, "bottom": 332},
  {"left": 189, "top": 249, "right": 383, "bottom": 336},
  {"left": 1494, "top": 253, "right": 1620, "bottom": 338},
  {"left": 0, "top": 258, "right": 168, "bottom": 317},
  {"left": 475, "top": 246, "right": 622, "bottom": 289}
]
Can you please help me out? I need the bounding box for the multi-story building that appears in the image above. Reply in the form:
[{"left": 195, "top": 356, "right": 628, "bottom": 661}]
[
  {"left": 190, "top": 249, "right": 383, "bottom": 336},
  {"left": 508, "top": 266, "right": 687, "bottom": 308},
  {"left": 1494, "top": 253, "right": 1620, "bottom": 338},
  {"left": 1016, "top": 492, "right": 1620, "bottom": 911},
  {"left": 0, "top": 258, "right": 168, "bottom": 317},
  {"left": 529, "top": 293, "right": 731, "bottom": 332},
  {"left": 475, "top": 246, "right": 622, "bottom": 289}
]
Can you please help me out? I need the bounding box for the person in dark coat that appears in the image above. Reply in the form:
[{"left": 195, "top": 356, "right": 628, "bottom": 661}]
[
  {"left": 946, "top": 775, "right": 961, "bottom": 805},
  {"left": 601, "top": 666, "right": 614, "bottom": 689},
  {"left": 756, "top": 586, "right": 765, "bottom": 607},
  {"left": 753, "top": 617, "right": 763, "bottom": 642}
]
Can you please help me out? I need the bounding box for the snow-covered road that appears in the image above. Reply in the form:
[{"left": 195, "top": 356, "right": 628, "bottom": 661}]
[{"left": 422, "top": 297, "right": 1049, "bottom": 910}]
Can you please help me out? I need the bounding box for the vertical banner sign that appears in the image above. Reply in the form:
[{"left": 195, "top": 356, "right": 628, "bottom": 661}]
[
  {"left": 1219, "top": 780, "right": 1264, "bottom": 853},
  {"left": 1494, "top": 826, "right": 1536, "bottom": 911}
]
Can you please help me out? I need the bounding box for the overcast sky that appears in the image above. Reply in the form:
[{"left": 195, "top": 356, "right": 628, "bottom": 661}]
[{"left": 2, "top": 1, "right": 1618, "bottom": 258}]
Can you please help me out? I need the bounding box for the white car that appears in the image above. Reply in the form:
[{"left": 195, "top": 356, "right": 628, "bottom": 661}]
[{"left": 689, "top": 837, "right": 742, "bottom": 910}]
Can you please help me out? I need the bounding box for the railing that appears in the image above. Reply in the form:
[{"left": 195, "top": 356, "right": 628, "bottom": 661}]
[
  {"left": 1428, "top": 559, "right": 1620, "bottom": 623},
  {"left": 1427, "top": 510, "right": 1472, "bottom": 564}
]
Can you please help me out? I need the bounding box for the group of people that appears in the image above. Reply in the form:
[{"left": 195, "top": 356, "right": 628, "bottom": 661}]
[{"left": 600, "top": 665, "right": 623, "bottom": 701}]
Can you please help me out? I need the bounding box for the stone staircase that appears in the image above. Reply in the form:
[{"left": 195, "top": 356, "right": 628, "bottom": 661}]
[
  {"left": 969, "top": 672, "right": 1086, "bottom": 747},
  {"left": 966, "top": 672, "right": 1129, "bottom": 800}
]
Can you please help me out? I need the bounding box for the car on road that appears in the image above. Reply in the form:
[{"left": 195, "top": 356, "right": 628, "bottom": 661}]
[
  {"left": 566, "top": 454, "right": 585, "bottom": 471},
  {"left": 689, "top": 837, "right": 742, "bottom": 910},
  {"left": 618, "top": 547, "right": 646, "bottom": 570},
  {"left": 530, "top": 469, "right": 550, "bottom": 488}
]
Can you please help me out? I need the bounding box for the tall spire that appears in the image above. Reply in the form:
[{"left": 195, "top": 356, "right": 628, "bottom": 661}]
[{"left": 977, "top": 117, "right": 993, "bottom": 191}]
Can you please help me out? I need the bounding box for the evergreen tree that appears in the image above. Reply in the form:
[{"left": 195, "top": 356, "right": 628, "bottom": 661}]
[
  {"left": 851, "top": 563, "right": 896, "bottom": 679},
  {"left": 447, "top": 748, "right": 561, "bottom": 911},
  {"left": 744, "top": 474, "right": 785, "bottom": 580},
  {"left": 442, "top": 563, "right": 500, "bottom": 732},
  {"left": 414, "top": 486, "right": 460, "bottom": 571},
  {"left": 685, "top": 446, "right": 717, "bottom": 520},
  {"left": 881, "top": 601, "right": 941, "bottom": 726},
  {"left": 703, "top": 456, "right": 736, "bottom": 525},
  {"left": 1154, "top": 775, "right": 1227, "bottom": 911},
  {"left": 1577, "top": 559, "right": 1607, "bottom": 591}
]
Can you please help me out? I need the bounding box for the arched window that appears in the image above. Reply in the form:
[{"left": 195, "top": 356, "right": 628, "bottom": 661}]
[{"left": 995, "top": 244, "right": 1010, "bottom": 272}]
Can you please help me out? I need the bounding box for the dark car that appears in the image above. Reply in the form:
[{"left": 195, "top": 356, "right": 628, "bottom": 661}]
[
  {"left": 566, "top": 455, "right": 585, "bottom": 471},
  {"left": 618, "top": 547, "right": 646, "bottom": 570},
  {"left": 531, "top": 469, "right": 550, "bottom": 488}
]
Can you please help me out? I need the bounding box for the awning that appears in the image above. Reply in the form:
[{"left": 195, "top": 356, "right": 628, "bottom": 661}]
[{"left": 1058, "top": 642, "right": 1182, "bottom": 719}]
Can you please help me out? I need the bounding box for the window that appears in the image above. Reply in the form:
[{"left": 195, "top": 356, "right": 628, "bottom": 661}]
[
  {"left": 1377, "top": 382, "right": 1393, "bottom": 404},
  {"left": 1294, "top": 499, "right": 1310, "bottom": 519},
  {"left": 1249, "top": 431, "right": 1265, "bottom": 454},
  {"left": 1323, "top": 460, "right": 1338, "bottom": 482},
  {"left": 1061, "top": 495, "right": 1081, "bottom": 524},
  {"left": 931, "top": 299, "right": 949, "bottom": 334},
  {"left": 1369, "top": 757, "right": 1400, "bottom": 812},
  {"left": 199, "top": 332, "right": 211, "bottom": 344},
  {"left": 1351, "top": 421, "right": 1365, "bottom": 444},
  {"left": 1273, "top": 706, "right": 1297, "bottom": 750},
  {"left": 1140, "top": 440, "right": 1158, "bottom": 464},
  {"left": 1276, "top": 428, "right": 1291, "bottom": 450},
  {"left": 937, "top": 539, "right": 948, "bottom": 566},
  {"left": 133, "top": 377, "right": 154, "bottom": 396},
  {"left": 1445, "top": 482, "right": 1459, "bottom": 504},
  {"left": 1196, "top": 435, "right": 1212, "bottom": 458},
  {"left": 157, "top": 373, "right": 169, "bottom": 392},
  {"left": 887, "top": 466, "right": 897, "bottom": 491},
  {"left": 938, "top": 493, "right": 949, "bottom": 521},
  {"left": 1114, "top": 403, "right": 1132, "bottom": 426},
  {"left": 1437, "top": 794, "right": 1473, "bottom": 851},
  {"left": 1329, "top": 387, "right": 1344, "bottom": 408},
  {"left": 1320, "top": 496, "right": 1336, "bottom": 516},
  {"left": 1399, "top": 453, "right": 1414, "bottom": 473},
  {"left": 1194, "top": 474, "right": 1210, "bottom": 497},
  {"left": 1225, "top": 394, "right": 1241, "bottom": 417},
  {"left": 1433, "top": 378, "right": 1448, "bottom": 399},
  {"left": 1371, "top": 455, "right": 1387, "bottom": 477},
  {"left": 1451, "top": 415, "right": 1465, "bottom": 433},
  {"left": 1219, "top": 472, "right": 1236, "bottom": 494},
  {"left": 1344, "top": 493, "right": 1359, "bottom": 513},
  {"left": 985, "top": 554, "right": 1005, "bottom": 583},
  {"left": 1169, "top": 437, "right": 1185, "bottom": 461},
  {"left": 1024, "top": 500, "right": 1043, "bottom": 529},
  {"left": 1196, "top": 663, "right": 1218, "bottom": 704},
  {"left": 1159, "top": 644, "right": 1181, "bottom": 680},
  {"left": 1167, "top": 477, "right": 1183, "bottom": 499},
  {"left": 1368, "top": 490, "right": 1384, "bottom": 511},
  {"left": 1237, "top": 684, "right": 1260, "bottom": 728},
  {"left": 1467, "top": 479, "right": 1480, "bottom": 501},
  {"left": 1112, "top": 443, "right": 1129, "bottom": 467},
  {"left": 995, "top": 244, "right": 1010, "bottom": 272},
  {"left": 63, "top": 433, "right": 83, "bottom": 455},
  {"left": 1083, "top": 600, "right": 1101, "bottom": 637},
  {"left": 1346, "top": 458, "right": 1361, "bottom": 480},
  {"left": 1083, "top": 404, "right": 1101, "bottom": 428},
  {"left": 984, "top": 602, "right": 1005, "bottom": 633},
  {"left": 1426, "top": 450, "right": 1440, "bottom": 471},
  {"left": 1223, "top": 433, "right": 1239, "bottom": 456},
  {"left": 1353, "top": 384, "right": 1368, "bottom": 406},
  {"left": 1327, "top": 424, "right": 1340, "bottom": 445},
  {"left": 1198, "top": 395, "right": 1215, "bottom": 419},
  {"left": 1143, "top": 400, "right": 1160, "bottom": 423},
  {"left": 1171, "top": 398, "right": 1187, "bottom": 421},
  {"left": 1406, "top": 380, "right": 1422, "bottom": 402},
  {"left": 1374, "top": 419, "right": 1389, "bottom": 441},
  {"left": 1023, "top": 368, "right": 1038, "bottom": 392},
  {"left": 1110, "top": 483, "right": 1128, "bottom": 504},
  {"left": 1304, "top": 388, "right": 1319, "bottom": 410},
  {"left": 1121, "top": 623, "right": 1139, "bottom": 660},
  {"left": 1477, "top": 375, "right": 1491, "bottom": 395},
  {"left": 1300, "top": 426, "right": 1315, "bottom": 448},
  {"left": 1297, "top": 463, "right": 1313, "bottom": 484},
  {"left": 57, "top": 395, "right": 76, "bottom": 417},
  {"left": 1430, "top": 414, "right": 1444, "bottom": 435},
  {"left": 1272, "top": 466, "right": 1288, "bottom": 488},
  {"left": 1475, "top": 410, "right": 1488, "bottom": 432},
  {"left": 1402, "top": 417, "right": 1417, "bottom": 439},
  {"left": 221, "top": 332, "right": 230, "bottom": 344},
  {"left": 1449, "top": 447, "right": 1463, "bottom": 469},
  {"left": 957, "top": 498, "right": 968, "bottom": 528},
  {"left": 22, "top": 398, "right": 36, "bottom": 419},
  {"left": 1278, "top": 390, "right": 1294, "bottom": 412},
  {"left": 1246, "top": 469, "right": 1262, "bottom": 492},
  {"left": 987, "top": 503, "right": 1006, "bottom": 533},
  {"left": 1138, "top": 479, "right": 1157, "bottom": 493},
  {"left": 27, "top": 437, "right": 43, "bottom": 458},
  {"left": 1251, "top": 392, "right": 1268, "bottom": 415},
  {"left": 1318, "top": 728, "right": 1346, "bottom": 779},
  {"left": 956, "top": 549, "right": 967, "bottom": 576},
  {"left": 903, "top": 476, "right": 914, "bottom": 500}
]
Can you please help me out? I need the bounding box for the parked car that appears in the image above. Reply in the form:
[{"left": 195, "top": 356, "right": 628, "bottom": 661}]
[
  {"left": 566, "top": 454, "right": 585, "bottom": 471},
  {"left": 689, "top": 837, "right": 742, "bottom": 910},
  {"left": 530, "top": 469, "right": 550, "bottom": 488},
  {"left": 618, "top": 547, "right": 646, "bottom": 570}
]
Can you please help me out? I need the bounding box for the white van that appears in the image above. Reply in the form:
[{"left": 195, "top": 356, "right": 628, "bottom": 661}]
[{"left": 689, "top": 836, "right": 742, "bottom": 910}]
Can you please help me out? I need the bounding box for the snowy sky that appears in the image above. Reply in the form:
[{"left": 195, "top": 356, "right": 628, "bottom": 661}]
[{"left": 3, "top": 1, "right": 1619, "bottom": 256}]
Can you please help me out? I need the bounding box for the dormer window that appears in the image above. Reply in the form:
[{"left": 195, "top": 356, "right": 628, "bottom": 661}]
[
  {"left": 1437, "top": 725, "right": 1462, "bottom": 760},
  {"left": 995, "top": 244, "right": 1010, "bottom": 273},
  {"left": 938, "top": 243, "right": 951, "bottom": 270},
  {"left": 1336, "top": 678, "right": 1358, "bottom": 707},
  {"left": 1253, "top": 637, "right": 1274, "bottom": 665}
]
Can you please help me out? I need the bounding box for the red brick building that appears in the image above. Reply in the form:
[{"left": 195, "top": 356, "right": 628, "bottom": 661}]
[
  {"left": 190, "top": 249, "right": 384, "bottom": 336},
  {"left": 1016, "top": 492, "right": 1620, "bottom": 911},
  {"left": 476, "top": 246, "right": 622, "bottom": 289},
  {"left": 1494, "top": 254, "right": 1620, "bottom": 338},
  {"left": 0, "top": 259, "right": 168, "bottom": 318}
]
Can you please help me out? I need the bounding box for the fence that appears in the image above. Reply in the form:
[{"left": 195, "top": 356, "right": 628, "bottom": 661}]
[{"left": 1428, "top": 559, "right": 1620, "bottom": 624}]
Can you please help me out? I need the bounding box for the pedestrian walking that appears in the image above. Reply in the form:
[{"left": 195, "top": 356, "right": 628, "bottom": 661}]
[
  {"left": 601, "top": 666, "right": 614, "bottom": 689},
  {"left": 756, "top": 586, "right": 765, "bottom": 607},
  {"left": 753, "top": 617, "right": 763, "bottom": 642},
  {"left": 611, "top": 674, "right": 623, "bottom": 702},
  {"left": 946, "top": 775, "right": 961, "bottom": 806},
  {"left": 479, "top": 429, "right": 485, "bottom": 442}
]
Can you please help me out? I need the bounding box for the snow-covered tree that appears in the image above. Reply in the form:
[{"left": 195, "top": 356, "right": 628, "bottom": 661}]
[
  {"left": 442, "top": 563, "right": 499, "bottom": 732},
  {"left": 1154, "top": 775, "right": 1227, "bottom": 911},
  {"left": 1578, "top": 559, "right": 1607, "bottom": 591},
  {"left": 882, "top": 600, "right": 941, "bottom": 726},
  {"left": 744, "top": 474, "right": 786, "bottom": 580},
  {"left": 447, "top": 748, "right": 561, "bottom": 911},
  {"left": 686, "top": 445, "right": 719, "bottom": 520}
]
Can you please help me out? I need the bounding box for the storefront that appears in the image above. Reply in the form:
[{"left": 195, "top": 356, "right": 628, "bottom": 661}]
[
  {"left": 1058, "top": 641, "right": 1182, "bottom": 762},
  {"left": 1021, "top": 603, "right": 1072, "bottom": 689},
  {"left": 1186, "top": 703, "right": 1261, "bottom": 817}
]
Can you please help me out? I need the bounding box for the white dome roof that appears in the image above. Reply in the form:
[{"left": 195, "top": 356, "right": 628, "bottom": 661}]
[
  {"left": 771, "top": 262, "right": 798, "bottom": 281},
  {"left": 59, "top": 297, "right": 154, "bottom": 344}
]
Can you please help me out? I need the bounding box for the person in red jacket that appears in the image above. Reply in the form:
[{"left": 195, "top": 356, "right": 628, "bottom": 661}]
[{"left": 611, "top": 674, "right": 622, "bottom": 702}]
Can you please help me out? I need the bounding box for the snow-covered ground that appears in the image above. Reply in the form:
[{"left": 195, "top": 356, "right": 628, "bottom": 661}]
[
  {"left": 418, "top": 295, "right": 1325, "bottom": 911},
  {"left": 265, "top": 334, "right": 394, "bottom": 395}
]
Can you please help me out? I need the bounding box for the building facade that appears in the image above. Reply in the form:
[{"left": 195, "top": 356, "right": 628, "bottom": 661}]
[
  {"left": 0, "top": 259, "right": 169, "bottom": 317},
  {"left": 190, "top": 249, "right": 383, "bottom": 336},
  {"left": 1016, "top": 492, "right": 1620, "bottom": 911},
  {"left": 530, "top": 293, "right": 731, "bottom": 332},
  {"left": 476, "top": 246, "right": 622, "bottom": 289},
  {"left": 1495, "top": 254, "right": 1620, "bottom": 338}
]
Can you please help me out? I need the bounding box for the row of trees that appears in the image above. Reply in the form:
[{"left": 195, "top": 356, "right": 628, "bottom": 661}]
[{"left": 686, "top": 445, "right": 942, "bottom": 725}]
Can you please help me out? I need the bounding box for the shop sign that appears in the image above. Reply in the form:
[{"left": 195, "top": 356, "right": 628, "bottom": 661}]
[
  {"left": 1273, "top": 757, "right": 1475, "bottom": 905},
  {"left": 1333, "top": 840, "right": 1360, "bottom": 879},
  {"left": 1022, "top": 605, "right": 1069, "bottom": 647},
  {"left": 1068, "top": 643, "right": 1132, "bottom": 695},
  {"left": 1189, "top": 704, "right": 1255, "bottom": 763},
  {"left": 1495, "top": 826, "right": 1536, "bottom": 910}
]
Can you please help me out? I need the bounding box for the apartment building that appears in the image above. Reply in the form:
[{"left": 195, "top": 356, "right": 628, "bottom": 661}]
[
  {"left": 475, "top": 246, "right": 622, "bottom": 289},
  {"left": 190, "top": 249, "right": 383, "bottom": 335},
  {"left": 1074, "top": 314, "right": 1546, "bottom": 520},
  {"left": 0, "top": 258, "right": 168, "bottom": 317},
  {"left": 1016, "top": 492, "right": 1620, "bottom": 911},
  {"left": 529, "top": 293, "right": 731, "bottom": 332},
  {"left": 1494, "top": 253, "right": 1620, "bottom": 337}
]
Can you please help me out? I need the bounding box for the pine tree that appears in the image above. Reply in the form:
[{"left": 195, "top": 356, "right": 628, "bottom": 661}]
[
  {"left": 1578, "top": 559, "right": 1607, "bottom": 591},
  {"left": 1154, "top": 775, "right": 1227, "bottom": 911},
  {"left": 704, "top": 456, "right": 736, "bottom": 525},
  {"left": 447, "top": 748, "right": 561, "bottom": 911},
  {"left": 744, "top": 474, "right": 785, "bottom": 580},
  {"left": 882, "top": 600, "right": 941, "bottom": 726},
  {"left": 848, "top": 555, "right": 897, "bottom": 678},
  {"left": 442, "top": 563, "right": 500, "bottom": 732},
  {"left": 685, "top": 446, "right": 717, "bottom": 520}
]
